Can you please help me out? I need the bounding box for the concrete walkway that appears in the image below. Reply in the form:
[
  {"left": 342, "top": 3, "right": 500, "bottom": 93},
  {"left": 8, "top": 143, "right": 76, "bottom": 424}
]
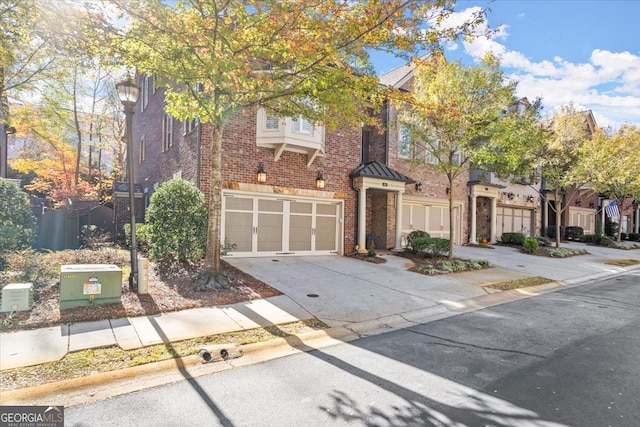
[{"left": 2, "top": 241, "right": 639, "bottom": 371}]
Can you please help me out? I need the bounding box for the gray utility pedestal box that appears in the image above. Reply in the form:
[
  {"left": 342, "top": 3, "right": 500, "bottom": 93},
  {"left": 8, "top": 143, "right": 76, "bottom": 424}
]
[
  {"left": 1, "top": 283, "right": 34, "bottom": 313},
  {"left": 60, "top": 264, "right": 122, "bottom": 310}
]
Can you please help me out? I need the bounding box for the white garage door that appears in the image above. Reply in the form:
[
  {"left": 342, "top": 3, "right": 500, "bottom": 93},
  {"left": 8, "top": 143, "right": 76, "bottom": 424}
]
[
  {"left": 222, "top": 192, "right": 342, "bottom": 257},
  {"left": 569, "top": 209, "right": 595, "bottom": 234},
  {"left": 497, "top": 207, "right": 533, "bottom": 236},
  {"left": 402, "top": 202, "right": 461, "bottom": 244}
]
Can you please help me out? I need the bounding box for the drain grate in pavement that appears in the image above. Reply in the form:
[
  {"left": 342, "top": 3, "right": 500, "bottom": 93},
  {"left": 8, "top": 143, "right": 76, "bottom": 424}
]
[{"left": 307, "top": 294, "right": 319, "bottom": 298}]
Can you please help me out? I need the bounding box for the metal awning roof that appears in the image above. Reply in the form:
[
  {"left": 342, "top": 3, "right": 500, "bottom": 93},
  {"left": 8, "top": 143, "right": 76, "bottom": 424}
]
[{"left": 350, "top": 161, "right": 415, "bottom": 184}]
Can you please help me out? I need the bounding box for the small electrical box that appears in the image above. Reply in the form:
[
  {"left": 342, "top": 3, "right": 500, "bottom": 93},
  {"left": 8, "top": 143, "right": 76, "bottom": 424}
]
[{"left": 1, "top": 283, "right": 34, "bottom": 313}]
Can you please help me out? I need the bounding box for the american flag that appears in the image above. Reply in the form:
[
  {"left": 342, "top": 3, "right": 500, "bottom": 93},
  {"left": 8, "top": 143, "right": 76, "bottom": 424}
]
[{"left": 605, "top": 200, "right": 620, "bottom": 218}]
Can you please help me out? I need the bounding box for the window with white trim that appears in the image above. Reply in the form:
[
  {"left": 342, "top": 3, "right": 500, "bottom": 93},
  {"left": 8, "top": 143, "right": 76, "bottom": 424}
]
[
  {"left": 162, "top": 114, "right": 173, "bottom": 152},
  {"left": 398, "top": 125, "right": 412, "bottom": 158},
  {"left": 184, "top": 117, "right": 198, "bottom": 134},
  {"left": 139, "top": 136, "right": 145, "bottom": 163},
  {"left": 265, "top": 113, "right": 279, "bottom": 130},
  {"left": 292, "top": 115, "right": 313, "bottom": 134},
  {"left": 141, "top": 76, "right": 149, "bottom": 111}
]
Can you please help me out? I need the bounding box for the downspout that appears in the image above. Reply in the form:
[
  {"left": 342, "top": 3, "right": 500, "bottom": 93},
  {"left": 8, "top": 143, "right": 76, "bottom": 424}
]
[
  {"left": 384, "top": 100, "right": 389, "bottom": 165},
  {"left": 196, "top": 121, "right": 202, "bottom": 189}
]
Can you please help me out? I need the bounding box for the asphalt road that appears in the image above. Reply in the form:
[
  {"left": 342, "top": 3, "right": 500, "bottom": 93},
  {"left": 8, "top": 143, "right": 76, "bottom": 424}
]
[{"left": 65, "top": 270, "right": 640, "bottom": 427}]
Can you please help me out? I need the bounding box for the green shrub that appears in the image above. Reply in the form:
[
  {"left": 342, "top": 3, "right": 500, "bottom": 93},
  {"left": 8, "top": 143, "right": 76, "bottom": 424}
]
[
  {"left": 522, "top": 237, "right": 539, "bottom": 254},
  {"left": 434, "top": 260, "right": 454, "bottom": 272},
  {"left": 546, "top": 226, "right": 566, "bottom": 240},
  {"left": 600, "top": 236, "right": 616, "bottom": 247},
  {"left": 581, "top": 234, "right": 596, "bottom": 243},
  {"left": 620, "top": 232, "right": 628, "bottom": 240},
  {"left": 605, "top": 221, "right": 618, "bottom": 237},
  {"left": 409, "top": 235, "right": 449, "bottom": 257},
  {"left": 145, "top": 178, "right": 208, "bottom": 267},
  {"left": 537, "top": 236, "right": 552, "bottom": 246},
  {"left": 501, "top": 232, "right": 525, "bottom": 245},
  {"left": 123, "top": 223, "right": 149, "bottom": 251},
  {"left": 629, "top": 233, "right": 640, "bottom": 242},
  {"left": 429, "top": 238, "right": 450, "bottom": 257},
  {"left": 565, "top": 226, "right": 584, "bottom": 241},
  {"left": 407, "top": 230, "right": 430, "bottom": 251},
  {"left": 548, "top": 247, "right": 588, "bottom": 257},
  {"left": 511, "top": 233, "right": 526, "bottom": 245},
  {"left": 0, "top": 179, "right": 37, "bottom": 268}
]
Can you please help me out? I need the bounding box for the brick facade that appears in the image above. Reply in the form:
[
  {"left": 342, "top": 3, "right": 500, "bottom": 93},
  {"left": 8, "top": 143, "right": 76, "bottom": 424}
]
[{"left": 131, "top": 77, "right": 364, "bottom": 254}]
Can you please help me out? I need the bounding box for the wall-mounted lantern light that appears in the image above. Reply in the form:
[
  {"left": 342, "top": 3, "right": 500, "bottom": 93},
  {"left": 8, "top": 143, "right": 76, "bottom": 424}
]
[
  {"left": 316, "top": 171, "right": 325, "bottom": 189},
  {"left": 527, "top": 195, "right": 535, "bottom": 203},
  {"left": 415, "top": 182, "right": 422, "bottom": 192},
  {"left": 257, "top": 163, "right": 267, "bottom": 183},
  {"left": 507, "top": 192, "right": 515, "bottom": 200}
]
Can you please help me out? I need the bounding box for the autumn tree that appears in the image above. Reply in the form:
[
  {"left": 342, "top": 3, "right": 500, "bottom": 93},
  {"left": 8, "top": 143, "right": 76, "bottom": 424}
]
[
  {"left": 536, "top": 105, "right": 596, "bottom": 247},
  {"left": 89, "top": 0, "right": 485, "bottom": 270},
  {"left": 573, "top": 125, "right": 640, "bottom": 242},
  {"left": 9, "top": 102, "right": 93, "bottom": 204},
  {"left": 2, "top": 1, "right": 122, "bottom": 204},
  {"left": 400, "top": 52, "right": 543, "bottom": 259},
  {"left": 1, "top": 0, "right": 62, "bottom": 176}
]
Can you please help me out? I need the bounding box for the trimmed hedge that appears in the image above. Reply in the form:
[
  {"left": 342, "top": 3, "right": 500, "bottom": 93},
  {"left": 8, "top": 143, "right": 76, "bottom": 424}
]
[
  {"left": 565, "top": 226, "right": 584, "bottom": 241},
  {"left": 522, "top": 237, "right": 539, "bottom": 254},
  {"left": 407, "top": 230, "right": 449, "bottom": 257},
  {"left": 546, "top": 226, "right": 566, "bottom": 240},
  {"left": 629, "top": 233, "right": 640, "bottom": 242},
  {"left": 501, "top": 232, "right": 525, "bottom": 245}
]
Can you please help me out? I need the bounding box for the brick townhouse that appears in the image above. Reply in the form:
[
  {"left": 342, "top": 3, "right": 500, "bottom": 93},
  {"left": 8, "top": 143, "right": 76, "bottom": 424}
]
[
  {"left": 126, "top": 65, "right": 639, "bottom": 257},
  {"left": 128, "top": 61, "right": 467, "bottom": 257}
]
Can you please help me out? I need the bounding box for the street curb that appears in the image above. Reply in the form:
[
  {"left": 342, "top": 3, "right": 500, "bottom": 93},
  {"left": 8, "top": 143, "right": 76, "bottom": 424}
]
[
  {"left": 3, "top": 264, "right": 638, "bottom": 407},
  {"left": 0, "top": 327, "right": 360, "bottom": 407}
]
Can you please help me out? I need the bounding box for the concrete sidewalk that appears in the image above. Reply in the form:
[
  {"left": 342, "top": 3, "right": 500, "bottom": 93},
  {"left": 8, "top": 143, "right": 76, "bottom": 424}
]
[{"left": 2, "top": 241, "right": 639, "bottom": 371}]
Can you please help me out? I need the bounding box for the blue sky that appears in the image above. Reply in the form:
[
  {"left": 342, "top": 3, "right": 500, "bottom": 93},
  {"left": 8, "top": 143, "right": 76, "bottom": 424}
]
[{"left": 373, "top": 0, "right": 640, "bottom": 129}]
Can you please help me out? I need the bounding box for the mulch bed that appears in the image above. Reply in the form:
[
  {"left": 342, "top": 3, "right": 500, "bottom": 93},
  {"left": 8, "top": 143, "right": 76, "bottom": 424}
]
[
  {"left": 0, "top": 260, "right": 281, "bottom": 332},
  {"left": 350, "top": 254, "right": 387, "bottom": 264}
]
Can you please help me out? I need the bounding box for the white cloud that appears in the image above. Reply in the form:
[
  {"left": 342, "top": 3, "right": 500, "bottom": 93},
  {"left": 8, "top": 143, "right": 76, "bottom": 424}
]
[{"left": 449, "top": 7, "right": 640, "bottom": 128}]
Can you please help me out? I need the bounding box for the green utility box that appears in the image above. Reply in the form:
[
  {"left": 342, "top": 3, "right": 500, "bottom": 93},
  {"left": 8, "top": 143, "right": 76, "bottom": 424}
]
[{"left": 60, "top": 264, "right": 123, "bottom": 310}]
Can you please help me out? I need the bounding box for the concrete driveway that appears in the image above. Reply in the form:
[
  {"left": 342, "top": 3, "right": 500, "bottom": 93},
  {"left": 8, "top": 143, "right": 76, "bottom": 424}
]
[{"left": 226, "top": 242, "right": 640, "bottom": 328}]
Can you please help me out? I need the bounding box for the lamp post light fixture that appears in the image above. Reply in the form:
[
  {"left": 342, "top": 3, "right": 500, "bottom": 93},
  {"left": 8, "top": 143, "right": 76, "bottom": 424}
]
[{"left": 116, "top": 77, "right": 140, "bottom": 290}]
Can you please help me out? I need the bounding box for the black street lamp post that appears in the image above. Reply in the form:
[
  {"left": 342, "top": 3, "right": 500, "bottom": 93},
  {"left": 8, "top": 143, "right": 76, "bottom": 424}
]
[{"left": 116, "top": 78, "right": 140, "bottom": 290}]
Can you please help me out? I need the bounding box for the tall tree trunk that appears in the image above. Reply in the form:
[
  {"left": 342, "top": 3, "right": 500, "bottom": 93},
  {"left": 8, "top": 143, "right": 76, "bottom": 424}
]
[
  {"left": 72, "top": 69, "right": 82, "bottom": 188},
  {"left": 555, "top": 196, "right": 562, "bottom": 248},
  {"left": 88, "top": 122, "right": 94, "bottom": 183},
  {"left": 448, "top": 173, "right": 455, "bottom": 260},
  {"left": 617, "top": 197, "right": 625, "bottom": 242},
  {"left": 205, "top": 123, "right": 223, "bottom": 271}
]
